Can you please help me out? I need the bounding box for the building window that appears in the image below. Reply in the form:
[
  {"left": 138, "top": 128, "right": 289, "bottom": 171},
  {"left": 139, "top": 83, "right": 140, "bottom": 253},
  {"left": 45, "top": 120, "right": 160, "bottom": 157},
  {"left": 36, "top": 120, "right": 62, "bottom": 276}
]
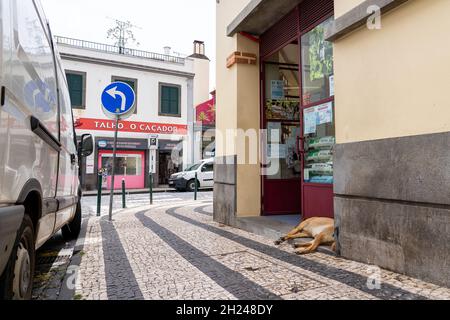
[
  {"left": 112, "top": 76, "right": 138, "bottom": 114},
  {"left": 159, "top": 83, "right": 181, "bottom": 117},
  {"left": 66, "top": 71, "right": 86, "bottom": 109}
]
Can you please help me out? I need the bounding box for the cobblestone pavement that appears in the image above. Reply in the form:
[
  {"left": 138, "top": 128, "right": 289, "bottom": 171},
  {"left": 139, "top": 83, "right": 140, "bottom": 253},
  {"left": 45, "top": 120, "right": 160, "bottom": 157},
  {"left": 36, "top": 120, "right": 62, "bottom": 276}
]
[
  {"left": 33, "top": 193, "right": 450, "bottom": 300},
  {"left": 81, "top": 191, "right": 213, "bottom": 218}
]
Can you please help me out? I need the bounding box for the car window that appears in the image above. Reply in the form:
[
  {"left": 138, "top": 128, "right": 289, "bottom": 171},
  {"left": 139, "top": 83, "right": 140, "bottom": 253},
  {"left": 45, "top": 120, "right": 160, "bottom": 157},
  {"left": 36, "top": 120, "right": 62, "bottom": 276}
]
[
  {"left": 202, "top": 163, "right": 214, "bottom": 172},
  {"left": 185, "top": 163, "right": 202, "bottom": 172}
]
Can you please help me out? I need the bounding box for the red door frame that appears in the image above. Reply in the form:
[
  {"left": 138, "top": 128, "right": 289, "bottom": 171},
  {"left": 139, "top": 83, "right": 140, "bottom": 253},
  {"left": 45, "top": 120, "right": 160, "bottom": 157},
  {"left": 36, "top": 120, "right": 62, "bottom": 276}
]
[{"left": 259, "top": 4, "right": 335, "bottom": 218}]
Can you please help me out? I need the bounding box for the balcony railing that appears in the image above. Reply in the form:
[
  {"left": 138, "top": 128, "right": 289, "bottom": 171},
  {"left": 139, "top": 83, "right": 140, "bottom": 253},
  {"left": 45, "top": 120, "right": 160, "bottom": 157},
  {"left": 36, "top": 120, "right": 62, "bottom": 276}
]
[{"left": 55, "top": 36, "right": 186, "bottom": 65}]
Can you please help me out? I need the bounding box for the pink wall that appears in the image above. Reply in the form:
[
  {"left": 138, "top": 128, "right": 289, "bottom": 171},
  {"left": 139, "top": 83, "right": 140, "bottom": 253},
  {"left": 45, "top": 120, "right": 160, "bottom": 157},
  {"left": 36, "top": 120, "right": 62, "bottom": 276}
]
[{"left": 99, "top": 150, "right": 146, "bottom": 190}]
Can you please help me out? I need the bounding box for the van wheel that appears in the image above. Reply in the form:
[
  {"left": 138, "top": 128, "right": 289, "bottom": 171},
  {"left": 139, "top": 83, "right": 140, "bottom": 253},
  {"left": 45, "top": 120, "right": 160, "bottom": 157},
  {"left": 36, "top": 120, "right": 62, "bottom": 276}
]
[
  {"left": 186, "top": 180, "right": 199, "bottom": 192},
  {"left": 62, "top": 200, "right": 82, "bottom": 241},
  {"left": 0, "top": 215, "right": 35, "bottom": 300}
]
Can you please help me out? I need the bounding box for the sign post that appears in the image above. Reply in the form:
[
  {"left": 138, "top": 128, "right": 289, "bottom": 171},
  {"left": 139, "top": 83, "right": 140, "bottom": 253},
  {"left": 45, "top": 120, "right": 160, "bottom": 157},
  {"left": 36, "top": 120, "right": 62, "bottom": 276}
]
[
  {"left": 101, "top": 82, "right": 136, "bottom": 221},
  {"left": 149, "top": 136, "right": 158, "bottom": 206}
]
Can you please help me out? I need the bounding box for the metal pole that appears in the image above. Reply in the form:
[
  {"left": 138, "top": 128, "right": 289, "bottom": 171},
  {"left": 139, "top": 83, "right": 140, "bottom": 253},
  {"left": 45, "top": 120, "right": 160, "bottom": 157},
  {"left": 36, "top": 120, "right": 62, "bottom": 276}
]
[
  {"left": 194, "top": 172, "right": 198, "bottom": 201},
  {"left": 97, "top": 171, "right": 102, "bottom": 217},
  {"left": 122, "top": 179, "right": 126, "bottom": 209},
  {"left": 108, "top": 116, "right": 120, "bottom": 222},
  {"left": 149, "top": 173, "right": 153, "bottom": 205}
]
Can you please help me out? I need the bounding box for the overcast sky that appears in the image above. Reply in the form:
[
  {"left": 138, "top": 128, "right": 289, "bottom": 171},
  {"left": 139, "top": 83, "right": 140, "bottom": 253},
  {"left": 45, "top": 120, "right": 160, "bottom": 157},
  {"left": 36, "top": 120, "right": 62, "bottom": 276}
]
[{"left": 41, "top": 0, "right": 216, "bottom": 89}]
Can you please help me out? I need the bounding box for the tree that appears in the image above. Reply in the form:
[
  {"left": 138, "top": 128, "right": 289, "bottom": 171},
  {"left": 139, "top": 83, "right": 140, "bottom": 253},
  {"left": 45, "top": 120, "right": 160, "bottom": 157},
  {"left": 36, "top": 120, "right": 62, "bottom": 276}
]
[{"left": 107, "top": 19, "right": 140, "bottom": 53}]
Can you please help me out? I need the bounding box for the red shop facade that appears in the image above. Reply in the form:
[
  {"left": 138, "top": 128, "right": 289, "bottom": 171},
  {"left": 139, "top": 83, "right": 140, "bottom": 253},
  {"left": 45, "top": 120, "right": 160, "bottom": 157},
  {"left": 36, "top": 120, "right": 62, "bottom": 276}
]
[{"left": 259, "top": 0, "right": 335, "bottom": 219}]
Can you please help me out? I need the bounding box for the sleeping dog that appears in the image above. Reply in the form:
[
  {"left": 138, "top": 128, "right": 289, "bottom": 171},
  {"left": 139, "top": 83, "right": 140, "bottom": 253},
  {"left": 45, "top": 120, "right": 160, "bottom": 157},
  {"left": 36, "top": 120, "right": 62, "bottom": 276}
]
[{"left": 275, "top": 217, "right": 336, "bottom": 255}]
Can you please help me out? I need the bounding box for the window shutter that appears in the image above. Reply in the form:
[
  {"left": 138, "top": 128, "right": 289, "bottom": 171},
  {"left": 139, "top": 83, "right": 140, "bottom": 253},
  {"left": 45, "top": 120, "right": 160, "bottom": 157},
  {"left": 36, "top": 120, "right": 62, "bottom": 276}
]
[
  {"left": 260, "top": 0, "right": 334, "bottom": 59},
  {"left": 160, "top": 85, "right": 180, "bottom": 115},
  {"left": 67, "top": 73, "right": 83, "bottom": 107},
  {"left": 299, "top": 0, "right": 334, "bottom": 32},
  {"left": 260, "top": 7, "right": 299, "bottom": 58}
]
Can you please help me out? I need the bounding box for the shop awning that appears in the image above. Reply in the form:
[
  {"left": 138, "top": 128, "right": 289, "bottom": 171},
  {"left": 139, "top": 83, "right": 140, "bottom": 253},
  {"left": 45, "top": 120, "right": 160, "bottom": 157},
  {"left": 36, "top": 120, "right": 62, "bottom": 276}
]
[{"left": 227, "top": 0, "right": 303, "bottom": 36}]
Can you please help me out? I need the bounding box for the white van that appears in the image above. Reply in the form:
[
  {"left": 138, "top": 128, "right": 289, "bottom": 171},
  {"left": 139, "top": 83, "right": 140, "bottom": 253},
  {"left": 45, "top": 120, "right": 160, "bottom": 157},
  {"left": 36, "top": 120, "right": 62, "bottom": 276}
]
[
  {"left": 169, "top": 158, "right": 214, "bottom": 192},
  {"left": 0, "top": 0, "right": 93, "bottom": 300}
]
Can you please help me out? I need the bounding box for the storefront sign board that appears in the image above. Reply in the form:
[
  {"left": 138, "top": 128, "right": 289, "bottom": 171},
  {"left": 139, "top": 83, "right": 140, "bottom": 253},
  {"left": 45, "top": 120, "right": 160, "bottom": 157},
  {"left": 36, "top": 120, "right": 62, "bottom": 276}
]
[{"left": 76, "top": 118, "right": 188, "bottom": 135}]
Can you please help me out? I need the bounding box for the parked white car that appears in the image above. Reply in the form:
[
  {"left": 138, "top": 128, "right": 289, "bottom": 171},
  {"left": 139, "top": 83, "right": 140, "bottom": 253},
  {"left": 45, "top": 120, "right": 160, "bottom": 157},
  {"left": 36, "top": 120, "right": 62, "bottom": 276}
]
[
  {"left": 169, "top": 159, "right": 214, "bottom": 192},
  {"left": 0, "top": 0, "right": 93, "bottom": 300}
]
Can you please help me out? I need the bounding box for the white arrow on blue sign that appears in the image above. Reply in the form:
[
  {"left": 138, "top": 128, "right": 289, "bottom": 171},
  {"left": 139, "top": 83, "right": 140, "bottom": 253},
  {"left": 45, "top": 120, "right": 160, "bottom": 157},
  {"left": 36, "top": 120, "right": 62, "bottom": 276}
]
[{"left": 101, "top": 82, "right": 136, "bottom": 118}]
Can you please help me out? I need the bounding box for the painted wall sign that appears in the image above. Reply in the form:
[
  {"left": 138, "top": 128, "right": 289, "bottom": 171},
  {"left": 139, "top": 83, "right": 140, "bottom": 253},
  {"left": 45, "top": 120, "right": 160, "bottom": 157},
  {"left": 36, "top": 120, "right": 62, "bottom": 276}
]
[
  {"left": 76, "top": 118, "right": 188, "bottom": 135},
  {"left": 196, "top": 98, "right": 216, "bottom": 126}
]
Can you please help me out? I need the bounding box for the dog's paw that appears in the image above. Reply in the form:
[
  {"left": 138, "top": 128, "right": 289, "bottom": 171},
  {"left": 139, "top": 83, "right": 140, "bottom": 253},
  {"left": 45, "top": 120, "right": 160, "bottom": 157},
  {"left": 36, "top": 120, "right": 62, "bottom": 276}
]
[{"left": 295, "top": 248, "right": 312, "bottom": 255}]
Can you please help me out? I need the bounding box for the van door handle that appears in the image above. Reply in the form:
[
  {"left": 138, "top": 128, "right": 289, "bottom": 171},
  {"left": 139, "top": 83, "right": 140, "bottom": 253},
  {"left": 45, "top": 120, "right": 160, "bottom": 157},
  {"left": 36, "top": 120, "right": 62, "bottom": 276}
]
[
  {"left": 70, "top": 154, "right": 76, "bottom": 165},
  {"left": 1, "top": 86, "right": 6, "bottom": 106}
]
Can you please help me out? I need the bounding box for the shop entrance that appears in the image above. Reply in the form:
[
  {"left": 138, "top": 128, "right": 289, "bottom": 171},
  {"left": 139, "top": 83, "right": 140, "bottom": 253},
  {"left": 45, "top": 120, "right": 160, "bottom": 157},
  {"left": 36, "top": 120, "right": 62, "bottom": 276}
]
[
  {"left": 260, "top": 3, "right": 335, "bottom": 219},
  {"left": 262, "top": 41, "right": 302, "bottom": 215},
  {"left": 158, "top": 151, "right": 176, "bottom": 186}
]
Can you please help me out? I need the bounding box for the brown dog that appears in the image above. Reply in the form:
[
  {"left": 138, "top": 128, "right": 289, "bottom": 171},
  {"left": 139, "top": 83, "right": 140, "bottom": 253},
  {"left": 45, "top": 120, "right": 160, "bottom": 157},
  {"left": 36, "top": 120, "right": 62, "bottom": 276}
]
[{"left": 275, "top": 217, "right": 336, "bottom": 255}]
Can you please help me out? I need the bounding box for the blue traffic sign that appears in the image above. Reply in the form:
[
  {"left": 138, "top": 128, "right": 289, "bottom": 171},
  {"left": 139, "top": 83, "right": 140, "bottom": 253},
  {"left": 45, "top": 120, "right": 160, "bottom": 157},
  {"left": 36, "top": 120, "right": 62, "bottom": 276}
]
[{"left": 101, "top": 82, "right": 136, "bottom": 116}]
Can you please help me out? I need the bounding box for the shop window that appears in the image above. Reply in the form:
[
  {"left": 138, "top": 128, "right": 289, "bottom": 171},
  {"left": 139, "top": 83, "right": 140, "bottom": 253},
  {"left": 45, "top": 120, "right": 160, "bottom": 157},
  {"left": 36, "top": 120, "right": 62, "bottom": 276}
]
[
  {"left": 264, "top": 42, "right": 300, "bottom": 121},
  {"left": 159, "top": 83, "right": 181, "bottom": 117},
  {"left": 301, "top": 17, "right": 334, "bottom": 106},
  {"left": 303, "top": 102, "right": 335, "bottom": 184},
  {"left": 112, "top": 76, "right": 138, "bottom": 114},
  {"left": 101, "top": 154, "right": 142, "bottom": 176},
  {"left": 66, "top": 71, "right": 86, "bottom": 109},
  {"left": 301, "top": 17, "right": 335, "bottom": 185}
]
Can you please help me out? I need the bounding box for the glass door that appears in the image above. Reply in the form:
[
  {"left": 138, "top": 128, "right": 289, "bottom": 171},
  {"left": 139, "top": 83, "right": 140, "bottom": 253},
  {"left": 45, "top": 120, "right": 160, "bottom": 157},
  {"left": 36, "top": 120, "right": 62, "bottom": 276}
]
[
  {"left": 262, "top": 40, "right": 302, "bottom": 215},
  {"left": 300, "top": 16, "right": 335, "bottom": 219}
]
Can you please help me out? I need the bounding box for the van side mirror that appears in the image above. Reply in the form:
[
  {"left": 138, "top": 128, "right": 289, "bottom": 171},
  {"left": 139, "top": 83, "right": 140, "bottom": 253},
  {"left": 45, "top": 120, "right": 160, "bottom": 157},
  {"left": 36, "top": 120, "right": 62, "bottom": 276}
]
[{"left": 79, "top": 134, "right": 94, "bottom": 158}]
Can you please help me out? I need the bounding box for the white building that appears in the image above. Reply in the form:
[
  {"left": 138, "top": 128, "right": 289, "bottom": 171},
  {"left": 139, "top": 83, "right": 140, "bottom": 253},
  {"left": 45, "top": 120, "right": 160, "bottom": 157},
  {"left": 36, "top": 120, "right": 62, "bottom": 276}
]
[{"left": 55, "top": 36, "right": 210, "bottom": 190}]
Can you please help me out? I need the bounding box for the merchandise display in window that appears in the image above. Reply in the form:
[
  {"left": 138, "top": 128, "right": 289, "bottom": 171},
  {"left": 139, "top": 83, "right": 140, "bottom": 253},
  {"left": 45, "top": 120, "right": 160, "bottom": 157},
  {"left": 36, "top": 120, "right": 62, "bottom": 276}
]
[
  {"left": 266, "top": 100, "right": 300, "bottom": 121},
  {"left": 304, "top": 136, "right": 334, "bottom": 184},
  {"left": 303, "top": 103, "right": 335, "bottom": 185}
]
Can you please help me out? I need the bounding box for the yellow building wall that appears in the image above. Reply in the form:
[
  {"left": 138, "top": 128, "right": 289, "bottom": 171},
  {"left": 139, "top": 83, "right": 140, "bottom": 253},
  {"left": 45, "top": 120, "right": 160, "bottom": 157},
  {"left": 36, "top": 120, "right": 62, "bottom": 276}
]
[
  {"left": 334, "top": 0, "right": 366, "bottom": 18},
  {"left": 334, "top": 0, "right": 450, "bottom": 144},
  {"left": 216, "top": 0, "right": 262, "bottom": 217},
  {"left": 216, "top": 0, "right": 252, "bottom": 157},
  {"left": 236, "top": 35, "right": 261, "bottom": 217}
]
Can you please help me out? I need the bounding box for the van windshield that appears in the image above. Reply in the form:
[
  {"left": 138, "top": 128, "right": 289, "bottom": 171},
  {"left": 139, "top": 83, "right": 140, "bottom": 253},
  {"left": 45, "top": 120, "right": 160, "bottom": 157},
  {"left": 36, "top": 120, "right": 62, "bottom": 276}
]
[{"left": 185, "top": 163, "right": 202, "bottom": 172}]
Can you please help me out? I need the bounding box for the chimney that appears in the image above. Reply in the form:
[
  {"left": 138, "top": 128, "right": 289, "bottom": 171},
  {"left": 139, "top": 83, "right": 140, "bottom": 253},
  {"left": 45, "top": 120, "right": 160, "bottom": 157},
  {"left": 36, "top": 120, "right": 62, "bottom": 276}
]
[
  {"left": 163, "top": 46, "right": 171, "bottom": 55},
  {"left": 193, "top": 40, "right": 205, "bottom": 56}
]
